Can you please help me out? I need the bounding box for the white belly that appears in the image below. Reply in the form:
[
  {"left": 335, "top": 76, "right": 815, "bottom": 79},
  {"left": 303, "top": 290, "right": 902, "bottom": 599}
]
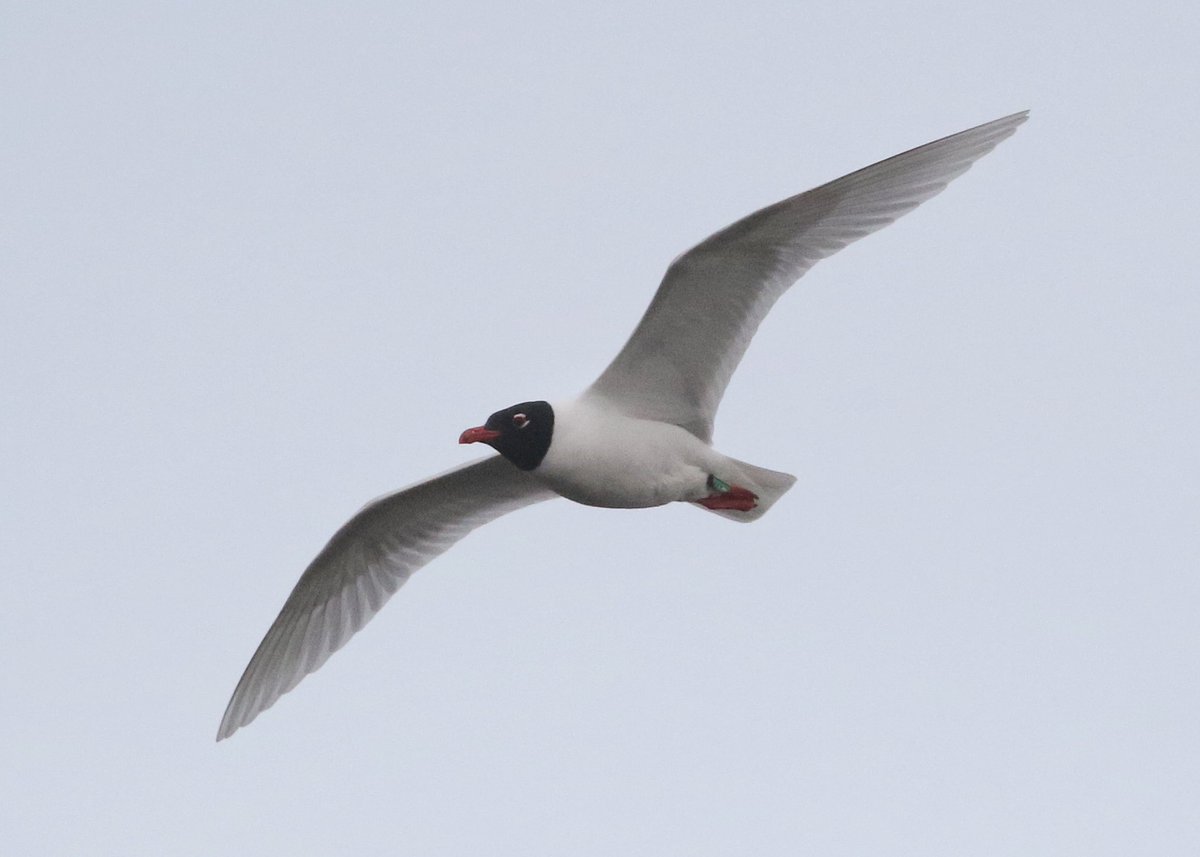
[{"left": 532, "top": 399, "right": 718, "bottom": 509}]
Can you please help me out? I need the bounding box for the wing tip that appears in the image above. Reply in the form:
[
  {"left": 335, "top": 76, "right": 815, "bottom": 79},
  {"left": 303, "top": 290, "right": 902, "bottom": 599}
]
[
  {"left": 216, "top": 703, "right": 249, "bottom": 742},
  {"left": 970, "top": 109, "right": 1031, "bottom": 143}
]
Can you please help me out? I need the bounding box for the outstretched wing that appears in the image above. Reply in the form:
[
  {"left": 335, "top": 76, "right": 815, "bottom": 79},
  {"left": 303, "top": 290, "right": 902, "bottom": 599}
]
[
  {"left": 218, "top": 456, "right": 556, "bottom": 740},
  {"left": 586, "top": 112, "right": 1028, "bottom": 441}
]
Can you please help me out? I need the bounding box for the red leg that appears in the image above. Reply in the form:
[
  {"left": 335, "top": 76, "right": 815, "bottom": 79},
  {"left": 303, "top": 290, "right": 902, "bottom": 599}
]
[{"left": 697, "top": 484, "right": 758, "bottom": 512}]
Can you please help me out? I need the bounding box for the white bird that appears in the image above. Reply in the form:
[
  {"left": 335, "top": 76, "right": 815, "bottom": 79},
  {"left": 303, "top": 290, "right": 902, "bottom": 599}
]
[{"left": 218, "top": 111, "right": 1028, "bottom": 740}]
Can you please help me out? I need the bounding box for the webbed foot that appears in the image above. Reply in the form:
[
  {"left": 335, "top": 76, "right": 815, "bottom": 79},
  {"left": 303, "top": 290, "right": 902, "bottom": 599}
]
[{"left": 697, "top": 476, "right": 758, "bottom": 512}]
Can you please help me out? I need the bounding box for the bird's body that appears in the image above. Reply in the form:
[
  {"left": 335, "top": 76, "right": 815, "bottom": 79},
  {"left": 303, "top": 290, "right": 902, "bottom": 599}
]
[
  {"left": 533, "top": 397, "right": 797, "bottom": 516},
  {"left": 218, "top": 111, "right": 1028, "bottom": 740},
  {"left": 536, "top": 398, "right": 717, "bottom": 509}
]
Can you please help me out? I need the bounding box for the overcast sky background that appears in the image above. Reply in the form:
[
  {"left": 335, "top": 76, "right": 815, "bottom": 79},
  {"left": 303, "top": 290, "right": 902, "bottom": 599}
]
[{"left": 3, "top": 2, "right": 1197, "bottom": 854}]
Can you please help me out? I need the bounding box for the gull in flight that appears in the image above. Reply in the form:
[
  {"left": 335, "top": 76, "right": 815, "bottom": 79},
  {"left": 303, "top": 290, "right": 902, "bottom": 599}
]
[{"left": 218, "top": 111, "right": 1028, "bottom": 740}]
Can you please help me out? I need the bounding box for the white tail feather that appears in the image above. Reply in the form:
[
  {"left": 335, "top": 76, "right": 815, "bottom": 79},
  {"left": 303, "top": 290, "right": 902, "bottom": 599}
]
[{"left": 697, "top": 457, "right": 797, "bottom": 522}]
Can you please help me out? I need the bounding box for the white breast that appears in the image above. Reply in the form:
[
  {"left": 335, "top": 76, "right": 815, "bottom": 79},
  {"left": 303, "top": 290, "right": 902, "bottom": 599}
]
[{"left": 533, "top": 398, "right": 720, "bottom": 509}]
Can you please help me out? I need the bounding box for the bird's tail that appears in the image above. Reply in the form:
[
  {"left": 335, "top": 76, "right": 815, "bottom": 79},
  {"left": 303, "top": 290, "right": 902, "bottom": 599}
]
[{"left": 698, "top": 457, "right": 797, "bottom": 523}]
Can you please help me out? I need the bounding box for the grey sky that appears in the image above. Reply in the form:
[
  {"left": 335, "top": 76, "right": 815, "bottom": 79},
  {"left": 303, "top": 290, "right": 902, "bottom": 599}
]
[{"left": 3, "top": 2, "right": 1197, "bottom": 855}]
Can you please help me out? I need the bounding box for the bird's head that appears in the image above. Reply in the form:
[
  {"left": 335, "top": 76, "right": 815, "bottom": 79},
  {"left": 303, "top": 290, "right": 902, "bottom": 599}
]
[{"left": 459, "top": 400, "right": 555, "bottom": 471}]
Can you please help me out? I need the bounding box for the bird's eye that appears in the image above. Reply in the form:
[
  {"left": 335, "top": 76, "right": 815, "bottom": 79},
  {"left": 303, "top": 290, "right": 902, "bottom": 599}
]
[{"left": 512, "top": 413, "right": 529, "bottom": 428}]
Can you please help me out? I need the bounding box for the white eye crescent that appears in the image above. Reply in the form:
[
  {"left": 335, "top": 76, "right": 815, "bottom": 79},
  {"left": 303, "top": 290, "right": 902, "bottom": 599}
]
[{"left": 512, "top": 413, "right": 529, "bottom": 428}]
